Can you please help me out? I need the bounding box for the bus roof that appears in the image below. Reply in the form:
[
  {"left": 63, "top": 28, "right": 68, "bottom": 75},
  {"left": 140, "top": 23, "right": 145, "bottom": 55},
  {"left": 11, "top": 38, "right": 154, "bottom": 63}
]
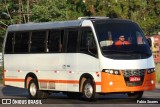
[
  {"left": 7, "top": 20, "right": 84, "bottom": 32},
  {"left": 7, "top": 18, "right": 133, "bottom": 32}
]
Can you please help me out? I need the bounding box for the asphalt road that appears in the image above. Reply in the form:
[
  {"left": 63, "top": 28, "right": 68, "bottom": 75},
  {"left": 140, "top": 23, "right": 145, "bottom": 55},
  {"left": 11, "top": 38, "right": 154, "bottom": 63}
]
[{"left": 0, "top": 84, "right": 160, "bottom": 107}]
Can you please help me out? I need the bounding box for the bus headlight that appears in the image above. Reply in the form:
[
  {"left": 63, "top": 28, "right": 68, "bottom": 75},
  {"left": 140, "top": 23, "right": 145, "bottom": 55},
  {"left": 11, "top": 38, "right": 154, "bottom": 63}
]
[
  {"left": 104, "top": 69, "right": 120, "bottom": 75},
  {"left": 109, "top": 70, "right": 113, "bottom": 74},
  {"left": 114, "top": 70, "right": 119, "bottom": 75},
  {"left": 147, "top": 68, "right": 155, "bottom": 74},
  {"left": 105, "top": 70, "right": 109, "bottom": 73}
]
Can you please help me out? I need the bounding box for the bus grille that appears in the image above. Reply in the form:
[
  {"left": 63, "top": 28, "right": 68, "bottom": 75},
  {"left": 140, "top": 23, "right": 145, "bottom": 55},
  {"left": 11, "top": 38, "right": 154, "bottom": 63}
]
[{"left": 122, "top": 69, "right": 146, "bottom": 87}]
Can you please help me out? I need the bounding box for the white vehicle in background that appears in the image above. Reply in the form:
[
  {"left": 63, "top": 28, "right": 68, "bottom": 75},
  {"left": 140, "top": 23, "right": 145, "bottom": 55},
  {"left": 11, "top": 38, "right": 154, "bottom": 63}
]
[{"left": 2, "top": 17, "right": 155, "bottom": 100}]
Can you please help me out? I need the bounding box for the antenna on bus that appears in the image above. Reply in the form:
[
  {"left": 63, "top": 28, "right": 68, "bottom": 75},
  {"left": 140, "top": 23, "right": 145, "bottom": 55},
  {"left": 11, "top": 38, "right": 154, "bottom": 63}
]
[{"left": 78, "top": 16, "right": 109, "bottom": 20}]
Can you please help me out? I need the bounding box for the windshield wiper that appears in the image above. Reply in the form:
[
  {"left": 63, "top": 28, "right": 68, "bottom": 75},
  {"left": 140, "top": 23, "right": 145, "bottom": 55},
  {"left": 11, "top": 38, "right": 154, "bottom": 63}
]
[
  {"left": 103, "top": 50, "right": 129, "bottom": 53},
  {"left": 103, "top": 50, "right": 151, "bottom": 55},
  {"left": 127, "top": 50, "right": 151, "bottom": 56}
]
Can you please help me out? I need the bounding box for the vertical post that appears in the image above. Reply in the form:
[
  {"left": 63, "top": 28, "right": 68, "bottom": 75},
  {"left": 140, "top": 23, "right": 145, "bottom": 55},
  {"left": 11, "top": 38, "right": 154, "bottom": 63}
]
[
  {"left": 18, "top": 0, "right": 22, "bottom": 24},
  {"left": 27, "top": 0, "right": 30, "bottom": 22},
  {"left": 21, "top": 0, "right": 26, "bottom": 23}
]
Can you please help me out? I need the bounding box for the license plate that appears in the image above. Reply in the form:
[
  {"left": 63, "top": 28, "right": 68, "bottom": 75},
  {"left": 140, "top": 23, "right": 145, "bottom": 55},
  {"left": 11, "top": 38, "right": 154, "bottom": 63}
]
[{"left": 129, "top": 76, "right": 141, "bottom": 82}]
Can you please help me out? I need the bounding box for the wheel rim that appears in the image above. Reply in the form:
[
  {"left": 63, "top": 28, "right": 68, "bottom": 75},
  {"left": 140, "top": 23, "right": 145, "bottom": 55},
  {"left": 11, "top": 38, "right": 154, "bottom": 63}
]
[
  {"left": 84, "top": 83, "right": 93, "bottom": 98},
  {"left": 30, "top": 82, "right": 37, "bottom": 96}
]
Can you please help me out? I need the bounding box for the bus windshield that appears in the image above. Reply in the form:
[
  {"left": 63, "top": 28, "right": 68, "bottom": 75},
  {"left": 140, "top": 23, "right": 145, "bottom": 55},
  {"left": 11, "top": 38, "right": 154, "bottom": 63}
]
[{"left": 94, "top": 21, "right": 152, "bottom": 60}]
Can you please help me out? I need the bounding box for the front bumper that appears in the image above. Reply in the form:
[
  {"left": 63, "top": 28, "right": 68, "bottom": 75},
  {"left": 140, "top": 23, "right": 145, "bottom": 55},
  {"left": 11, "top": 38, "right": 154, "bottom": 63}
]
[{"left": 101, "top": 71, "right": 155, "bottom": 93}]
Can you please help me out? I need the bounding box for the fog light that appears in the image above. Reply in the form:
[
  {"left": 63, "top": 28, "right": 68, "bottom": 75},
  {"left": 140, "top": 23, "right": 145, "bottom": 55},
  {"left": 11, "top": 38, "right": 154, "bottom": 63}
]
[
  {"left": 109, "top": 81, "right": 113, "bottom": 86},
  {"left": 151, "top": 80, "right": 154, "bottom": 84}
]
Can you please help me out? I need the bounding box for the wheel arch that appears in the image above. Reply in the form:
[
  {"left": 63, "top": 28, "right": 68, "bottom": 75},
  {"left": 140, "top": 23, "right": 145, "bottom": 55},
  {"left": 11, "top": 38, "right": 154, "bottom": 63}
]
[
  {"left": 79, "top": 73, "right": 95, "bottom": 92},
  {"left": 24, "top": 72, "right": 38, "bottom": 89}
]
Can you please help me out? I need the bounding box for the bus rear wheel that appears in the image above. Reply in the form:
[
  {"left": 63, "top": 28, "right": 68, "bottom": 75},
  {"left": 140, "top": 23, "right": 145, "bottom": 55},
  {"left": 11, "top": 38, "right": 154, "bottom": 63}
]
[
  {"left": 127, "top": 91, "right": 143, "bottom": 99},
  {"left": 28, "top": 79, "right": 49, "bottom": 99}
]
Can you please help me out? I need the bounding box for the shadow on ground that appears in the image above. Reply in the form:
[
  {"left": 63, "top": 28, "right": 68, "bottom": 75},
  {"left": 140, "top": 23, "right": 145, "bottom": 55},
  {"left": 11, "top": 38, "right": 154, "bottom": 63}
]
[{"left": 1, "top": 86, "right": 160, "bottom": 104}]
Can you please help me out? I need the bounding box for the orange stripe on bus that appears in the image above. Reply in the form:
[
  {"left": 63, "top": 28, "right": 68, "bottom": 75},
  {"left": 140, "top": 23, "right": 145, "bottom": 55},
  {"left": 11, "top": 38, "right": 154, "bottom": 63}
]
[
  {"left": 4, "top": 78, "right": 101, "bottom": 85},
  {"left": 95, "top": 82, "right": 101, "bottom": 85},
  {"left": 38, "top": 80, "right": 79, "bottom": 84},
  {"left": 4, "top": 78, "right": 24, "bottom": 82}
]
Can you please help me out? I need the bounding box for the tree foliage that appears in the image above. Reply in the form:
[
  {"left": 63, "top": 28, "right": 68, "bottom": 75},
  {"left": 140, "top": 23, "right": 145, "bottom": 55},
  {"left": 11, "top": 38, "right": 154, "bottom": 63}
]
[{"left": 30, "top": 0, "right": 67, "bottom": 22}]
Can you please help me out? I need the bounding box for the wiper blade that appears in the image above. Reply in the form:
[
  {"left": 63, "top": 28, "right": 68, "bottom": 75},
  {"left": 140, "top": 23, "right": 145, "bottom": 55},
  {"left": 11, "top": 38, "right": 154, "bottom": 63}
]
[
  {"left": 103, "top": 50, "right": 150, "bottom": 55},
  {"left": 124, "top": 50, "right": 151, "bottom": 55},
  {"left": 103, "top": 50, "right": 129, "bottom": 53}
]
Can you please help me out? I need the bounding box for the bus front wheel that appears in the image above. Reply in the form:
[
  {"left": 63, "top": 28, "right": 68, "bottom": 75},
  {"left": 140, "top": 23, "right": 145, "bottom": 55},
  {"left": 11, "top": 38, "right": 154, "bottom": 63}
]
[
  {"left": 82, "top": 79, "right": 96, "bottom": 101},
  {"left": 127, "top": 91, "right": 143, "bottom": 99},
  {"left": 28, "top": 79, "right": 49, "bottom": 99}
]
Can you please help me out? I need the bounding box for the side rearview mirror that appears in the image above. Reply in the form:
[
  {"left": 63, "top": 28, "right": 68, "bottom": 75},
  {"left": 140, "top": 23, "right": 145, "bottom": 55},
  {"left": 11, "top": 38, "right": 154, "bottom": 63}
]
[{"left": 146, "top": 38, "right": 152, "bottom": 47}]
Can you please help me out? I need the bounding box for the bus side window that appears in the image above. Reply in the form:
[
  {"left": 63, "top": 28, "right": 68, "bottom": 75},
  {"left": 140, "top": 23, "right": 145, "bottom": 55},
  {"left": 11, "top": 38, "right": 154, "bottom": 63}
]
[
  {"left": 14, "top": 32, "right": 29, "bottom": 53},
  {"left": 48, "top": 30, "right": 64, "bottom": 53},
  {"left": 80, "top": 28, "right": 97, "bottom": 56},
  {"left": 30, "top": 31, "right": 46, "bottom": 53},
  {"left": 5, "top": 32, "right": 14, "bottom": 53},
  {"left": 66, "top": 29, "right": 78, "bottom": 53}
]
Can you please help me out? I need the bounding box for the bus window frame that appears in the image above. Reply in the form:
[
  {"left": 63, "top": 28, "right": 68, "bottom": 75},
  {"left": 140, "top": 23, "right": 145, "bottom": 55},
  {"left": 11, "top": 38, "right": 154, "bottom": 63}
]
[
  {"left": 65, "top": 27, "right": 80, "bottom": 53},
  {"left": 79, "top": 27, "right": 98, "bottom": 58}
]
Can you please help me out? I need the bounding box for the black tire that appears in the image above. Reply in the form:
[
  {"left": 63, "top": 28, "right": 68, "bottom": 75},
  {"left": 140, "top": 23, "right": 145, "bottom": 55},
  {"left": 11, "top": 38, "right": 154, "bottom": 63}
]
[
  {"left": 82, "top": 79, "right": 96, "bottom": 101},
  {"left": 28, "top": 79, "right": 49, "bottom": 99},
  {"left": 66, "top": 92, "right": 82, "bottom": 99},
  {"left": 127, "top": 91, "right": 143, "bottom": 99}
]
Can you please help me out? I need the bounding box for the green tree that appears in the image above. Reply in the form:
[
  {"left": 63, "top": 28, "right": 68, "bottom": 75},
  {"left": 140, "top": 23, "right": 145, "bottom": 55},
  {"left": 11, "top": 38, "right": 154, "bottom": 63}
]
[
  {"left": 29, "top": 0, "right": 67, "bottom": 22},
  {"left": 66, "top": 0, "right": 87, "bottom": 20}
]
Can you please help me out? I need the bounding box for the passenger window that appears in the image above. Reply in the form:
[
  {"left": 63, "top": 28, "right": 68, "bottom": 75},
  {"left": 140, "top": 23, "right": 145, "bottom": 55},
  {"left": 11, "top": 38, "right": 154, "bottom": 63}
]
[
  {"left": 14, "top": 32, "right": 29, "bottom": 53},
  {"left": 48, "top": 30, "right": 64, "bottom": 53},
  {"left": 80, "top": 28, "right": 97, "bottom": 56},
  {"left": 5, "top": 32, "right": 14, "bottom": 53},
  {"left": 67, "top": 30, "right": 78, "bottom": 53},
  {"left": 30, "top": 31, "right": 46, "bottom": 53}
]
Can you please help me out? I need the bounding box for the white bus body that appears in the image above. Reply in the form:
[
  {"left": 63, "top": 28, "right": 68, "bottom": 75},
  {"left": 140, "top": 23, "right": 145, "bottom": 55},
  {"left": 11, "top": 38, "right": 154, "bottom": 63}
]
[{"left": 3, "top": 17, "right": 155, "bottom": 100}]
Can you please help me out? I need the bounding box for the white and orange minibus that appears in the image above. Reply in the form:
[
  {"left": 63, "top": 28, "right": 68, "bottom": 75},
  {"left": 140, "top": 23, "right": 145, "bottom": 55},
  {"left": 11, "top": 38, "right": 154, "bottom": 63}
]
[{"left": 2, "top": 17, "right": 155, "bottom": 100}]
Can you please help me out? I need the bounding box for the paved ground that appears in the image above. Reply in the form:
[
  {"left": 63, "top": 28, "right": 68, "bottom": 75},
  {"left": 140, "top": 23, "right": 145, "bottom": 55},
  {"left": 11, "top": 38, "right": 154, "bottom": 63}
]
[{"left": 0, "top": 83, "right": 159, "bottom": 107}]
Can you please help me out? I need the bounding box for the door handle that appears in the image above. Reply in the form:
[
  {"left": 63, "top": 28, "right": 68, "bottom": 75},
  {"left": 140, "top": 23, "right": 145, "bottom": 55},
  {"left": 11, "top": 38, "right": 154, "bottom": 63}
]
[
  {"left": 67, "top": 65, "right": 70, "bottom": 67},
  {"left": 62, "top": 65, "right": 66, "bottom": 69}
]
